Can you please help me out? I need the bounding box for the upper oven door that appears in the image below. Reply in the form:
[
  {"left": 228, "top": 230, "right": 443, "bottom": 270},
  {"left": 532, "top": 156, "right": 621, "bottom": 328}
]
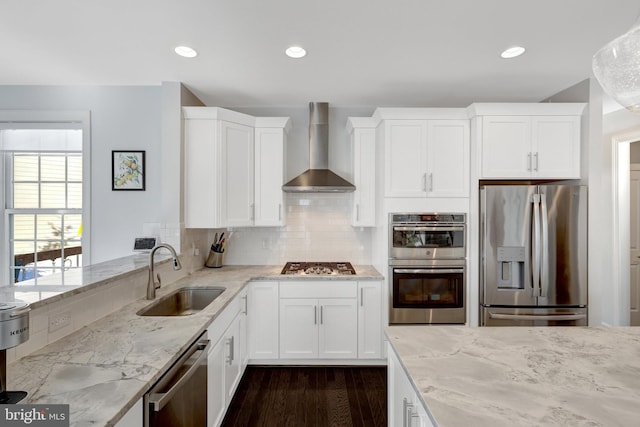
[{"left": 390, "top": 224, "right": 465, "bottom": 259}]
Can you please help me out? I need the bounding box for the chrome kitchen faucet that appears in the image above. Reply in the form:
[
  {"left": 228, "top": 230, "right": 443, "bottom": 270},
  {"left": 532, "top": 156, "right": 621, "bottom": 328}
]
[{"left": 147, "top": 243, "right": 182, "bottom": 299}]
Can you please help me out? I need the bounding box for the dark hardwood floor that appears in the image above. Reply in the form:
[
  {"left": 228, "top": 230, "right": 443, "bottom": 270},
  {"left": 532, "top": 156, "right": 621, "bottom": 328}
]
[{"left": 221, "top": 366, "right": 387, "bottom": 427}]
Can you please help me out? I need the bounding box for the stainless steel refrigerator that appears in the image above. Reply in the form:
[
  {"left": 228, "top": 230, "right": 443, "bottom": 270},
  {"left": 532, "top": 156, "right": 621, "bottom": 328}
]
[{"left": 480, "top": 184, "right": 588, "bottom": 326}]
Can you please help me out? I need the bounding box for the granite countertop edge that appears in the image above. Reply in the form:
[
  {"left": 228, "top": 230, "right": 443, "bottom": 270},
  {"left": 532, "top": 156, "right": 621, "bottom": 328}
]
[{"left": 385, "top": 325, "right": 640, "bottom": 427}]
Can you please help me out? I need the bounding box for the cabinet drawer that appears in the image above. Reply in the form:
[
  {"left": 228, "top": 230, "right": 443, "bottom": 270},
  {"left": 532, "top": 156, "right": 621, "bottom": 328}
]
[{"left": 280, "top": 281, "right": 357, "bottom": 298}]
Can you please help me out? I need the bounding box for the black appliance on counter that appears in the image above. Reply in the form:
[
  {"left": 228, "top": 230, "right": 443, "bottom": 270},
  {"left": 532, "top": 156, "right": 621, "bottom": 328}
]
[{"left": 0, "top": 301, "right": 30, "bottom": 403}]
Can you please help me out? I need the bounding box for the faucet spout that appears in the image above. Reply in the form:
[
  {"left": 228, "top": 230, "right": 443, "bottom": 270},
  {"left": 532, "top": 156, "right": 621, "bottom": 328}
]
[{"left": 147, "top": 243, "right": 182, "bottom": 300}]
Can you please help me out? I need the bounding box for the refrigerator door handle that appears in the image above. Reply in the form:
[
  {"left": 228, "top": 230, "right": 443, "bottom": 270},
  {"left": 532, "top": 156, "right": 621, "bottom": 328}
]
[
  {"left": 539, "top": 194, "right": 550, "bottom": 298},
  {"left": 531, "top": 194, "right": 542, "bottom": 297},
  {"left": 488, "top": 312, "right": 587, "bottom": 321}
]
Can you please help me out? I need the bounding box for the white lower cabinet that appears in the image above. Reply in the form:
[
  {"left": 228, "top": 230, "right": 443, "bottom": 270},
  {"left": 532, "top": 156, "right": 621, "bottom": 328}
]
[
  {"left": 388, "top": 344, "right": 434, "bottom": 427},
  {"left": 223, "top": 313, "right": 243, "bottom": 402},
  {"left": 247, "top": 281, "right": 279, "bottom": 359},
  {"left": 207, "top": 290, "right": 247, "bottom": 427},
  {"left": 279, "top": 298, "right": 357, "bottom": 359},
  {"left": 279, "top": 281, "right": 358, "bottom": 360},
  {"left": 358, "top": 281, "right": 383, "bottom": 359},
  {"left": 208, "top": 335, "right": 227, "bottom": 427},
  {"left": 318, "top": 298, "right": 358, "bottom": 358}
]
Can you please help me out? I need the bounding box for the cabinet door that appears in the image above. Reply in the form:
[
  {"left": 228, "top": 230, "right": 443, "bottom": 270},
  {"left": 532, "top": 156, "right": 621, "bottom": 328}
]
[
  {"left": 238, "top": 290, "right": 249, "bottom": 370},
  {"left": 352, "top": 127, "right": 376, "bottom": 226},
  {"left": 532, "top": 116, "right": 580, "bottom": 179},
  {"left": 224, "top": 314, "right": 243, "bottom": 402},
  {"left": 426, "top": 120, "right": 469, "bottom": 198},
  {"left": 385, "top": 120, "right": 428, "bottom": 197},
  {"left": 208, "top": 336, "right": 226, "bottom": 427},
  {"left": 318, "top": 298, "right": 358, "bottom": 359},
  {"left": 184, "top": 118, "right": 221, "bottom": 228},
  {"left": 279, "top": 298, "right": 318, "bottom": 359},
  {"left": 255, "top": 128, "right": 285, "bottom": 226},
  {"left": 481, "top": 116, "right": 531, "bottom": 178},
  {"left": 222, "top": 121, "right": 254, "bottom": 227},
  {"left": 358, "top": 282, "right": 382, "bottom": 359},
  {"left": 247, "top": 282, "right": 279, "bottom": 359}
]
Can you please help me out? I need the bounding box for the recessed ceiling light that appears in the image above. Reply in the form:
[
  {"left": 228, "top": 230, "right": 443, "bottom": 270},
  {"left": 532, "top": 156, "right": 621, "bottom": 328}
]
[
  {"left": 175, "top": 46, "right": 198, "bottom": 58},
  {"left": 285, "top": 46, "right": 306, "bottom": 59},
  {"left": 501, "top": 46, "right": 526, "bottom": 59}
]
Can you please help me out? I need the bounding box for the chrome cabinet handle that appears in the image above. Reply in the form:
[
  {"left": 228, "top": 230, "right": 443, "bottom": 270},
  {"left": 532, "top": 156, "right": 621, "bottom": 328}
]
[
  {"left": 226, "top": 336, "right": 234, "bottom": 365},
  {"left": 428, "top": 173, "right": 433, "bottom": 192},
  {"left": 250, "top": 204, "right": 255, "bottom": 220},
  {"left": 527, "top": 152, "right": 532, "bottom": 171},
  {"left": 320, "top": 306, "right": 324, "bottom": 324},
  {"left": 403, "top": 398, "right": 414, "bottom": 427},
  {"left": 242, "top": 295, "right": 248, "bottom": 314},
  {"left": 360, "top": 288, "right": 364, "bottom": 307},
  {"left": 533, "top": 152, "right": 539, "bottom": 171},
  {"left": 278, "top": 203, "right": 282, "bottom": 221},
  {"left": 422, "top": 173, "right": 427, "bottom": 191},
  {"left": 356, "top": 204, "right": 360, "bottom": 221},
  {"left": 314, "top": 306, "right": 317, "bottom": 325}
]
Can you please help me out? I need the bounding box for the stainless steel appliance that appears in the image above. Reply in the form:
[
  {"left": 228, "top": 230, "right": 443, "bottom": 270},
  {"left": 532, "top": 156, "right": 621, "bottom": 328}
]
[
  {"left": 0, "top": 301, "right": 30, "bottom": 403},
  {"left": 281, "top": 262, "right": 357, "bottom": 275},
  {"left": 144, "top": 332, "right": 209, "bottom": 427},
  {"left": 389, "top": 213, "right": 466, "bottom": 324},
  {"left": 390, "top": 213, "right": 465, "bottom": 260},
  {"left": 480, "top": 184, "right": 588, "bottom": 326}
]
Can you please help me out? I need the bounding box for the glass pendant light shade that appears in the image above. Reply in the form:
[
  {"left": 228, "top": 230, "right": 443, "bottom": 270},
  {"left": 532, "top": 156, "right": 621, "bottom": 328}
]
[{"left": 593, "top": 20, "right": 640, "bottom": 113}]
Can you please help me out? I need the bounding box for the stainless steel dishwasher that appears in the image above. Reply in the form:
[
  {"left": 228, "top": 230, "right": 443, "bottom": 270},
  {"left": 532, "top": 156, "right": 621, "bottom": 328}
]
[{"left": 144, "top": 331, "right": 210, "bottom": 427}]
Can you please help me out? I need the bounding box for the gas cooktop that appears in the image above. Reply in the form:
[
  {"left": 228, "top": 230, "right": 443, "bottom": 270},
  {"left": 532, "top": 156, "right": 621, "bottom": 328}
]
[{"left": 281, "top": 262, "right": 356, "bottom": 276}]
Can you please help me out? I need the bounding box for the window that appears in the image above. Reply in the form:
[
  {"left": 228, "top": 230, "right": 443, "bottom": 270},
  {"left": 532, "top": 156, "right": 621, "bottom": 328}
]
[{"left": 1, "top": 113, "right": 90, "bottom": 288}]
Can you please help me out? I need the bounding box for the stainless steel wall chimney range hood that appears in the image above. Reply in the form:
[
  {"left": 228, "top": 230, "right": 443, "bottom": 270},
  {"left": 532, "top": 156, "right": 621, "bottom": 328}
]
[{"left": 282, "top": 102, "right": 355, "bottom": 192}]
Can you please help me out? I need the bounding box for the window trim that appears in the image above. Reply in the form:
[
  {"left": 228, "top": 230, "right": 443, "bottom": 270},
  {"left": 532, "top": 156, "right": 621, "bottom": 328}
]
[{"left": 0, "top": 111, "right": 91, "bottom": 286}]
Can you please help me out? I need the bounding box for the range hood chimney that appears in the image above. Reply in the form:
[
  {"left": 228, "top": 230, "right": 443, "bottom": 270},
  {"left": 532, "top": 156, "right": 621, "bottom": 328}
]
[{"left": 282, "top": 102, "right": 356, "bottom": 192}]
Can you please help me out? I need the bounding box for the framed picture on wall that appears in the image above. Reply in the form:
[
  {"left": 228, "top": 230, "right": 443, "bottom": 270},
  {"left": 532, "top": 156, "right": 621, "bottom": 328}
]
[{"left": 112, "top": 150, "right": 145, "bottom": 191}]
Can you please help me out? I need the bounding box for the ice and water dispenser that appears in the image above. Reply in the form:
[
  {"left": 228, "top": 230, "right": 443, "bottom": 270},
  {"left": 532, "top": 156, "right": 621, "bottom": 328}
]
[{"left": 497, "top": 246, "right": 525, "bottom": 289}]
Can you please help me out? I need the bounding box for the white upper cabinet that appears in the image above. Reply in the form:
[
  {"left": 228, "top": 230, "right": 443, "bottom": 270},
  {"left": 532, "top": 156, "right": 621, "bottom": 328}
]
[
  {"left": 384, "top": 120, "right": 429, "bottom": 197},
  {"left": 470, "top": 103, "right": 585, "bottom": 180},
  {"left": 348, "top": 118, "right": 376, "bottom": 227},
  {"left": 254, "top": 122, "right": 289, "bottom": 226},
  {"left": 222, "top": 121, "right": 254, "bottom": 227},
  {"left": 426, "top": 120, "right": 470, "bottom": 198},
  {"left": 184, "top": 115, "right": 222, "bottom": 228},
  {"left": 377, "top": 109, "right": 470, "bottom": 198},
  {"left": 183, "top": 108, "right": 289, "bottom": 228}
]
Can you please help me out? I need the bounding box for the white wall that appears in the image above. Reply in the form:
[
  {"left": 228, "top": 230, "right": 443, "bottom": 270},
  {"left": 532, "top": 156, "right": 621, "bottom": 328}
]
[{"left": 0, "top": 86, "right": 163, "bottom": 263}]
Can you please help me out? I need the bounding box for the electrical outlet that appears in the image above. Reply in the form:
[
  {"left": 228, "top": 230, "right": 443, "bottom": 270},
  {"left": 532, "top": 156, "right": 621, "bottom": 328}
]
[{"left": 49, "top": 311, "right": 72, "bottom": 333}]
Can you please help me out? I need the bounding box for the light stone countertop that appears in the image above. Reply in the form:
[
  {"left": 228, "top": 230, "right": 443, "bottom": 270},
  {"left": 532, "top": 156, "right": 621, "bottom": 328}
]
[
  {"left": 386, "top": 325, "right": 640, "bottom": 427},
  {"left": 1, "top": 258, "right": 381, "bottom": 310},
  {"left": 7, "top": 264, "right": 382, "bottom": 426}
]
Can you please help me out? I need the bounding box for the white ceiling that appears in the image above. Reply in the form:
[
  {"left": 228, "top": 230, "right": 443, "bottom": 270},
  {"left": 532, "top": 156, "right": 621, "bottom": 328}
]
[{"left": 1, "top": 0, "right": 639, "bottom": 109}]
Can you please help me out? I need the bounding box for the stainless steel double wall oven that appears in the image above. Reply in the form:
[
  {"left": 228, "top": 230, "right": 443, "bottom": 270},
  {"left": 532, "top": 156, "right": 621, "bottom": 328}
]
[{"left": 389, "top": 213, "right": 466, "bottom": 324}]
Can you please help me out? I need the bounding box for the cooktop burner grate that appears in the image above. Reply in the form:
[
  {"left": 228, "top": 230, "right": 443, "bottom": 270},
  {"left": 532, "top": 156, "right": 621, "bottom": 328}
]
[{"left": 281, "top": 262, "right": 356, "bottom": 275}]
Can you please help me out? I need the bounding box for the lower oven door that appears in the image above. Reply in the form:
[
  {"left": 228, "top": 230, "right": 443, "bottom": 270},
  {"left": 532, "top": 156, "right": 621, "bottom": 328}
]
[{"left": 390, "top": 264, "right": 465, "bottom": 324}]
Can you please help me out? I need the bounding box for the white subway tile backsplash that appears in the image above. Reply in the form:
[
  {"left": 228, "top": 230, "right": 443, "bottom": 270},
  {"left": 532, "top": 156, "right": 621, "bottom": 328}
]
[{"left": 224, "top": 193, "right": 371, "bottom": 265}]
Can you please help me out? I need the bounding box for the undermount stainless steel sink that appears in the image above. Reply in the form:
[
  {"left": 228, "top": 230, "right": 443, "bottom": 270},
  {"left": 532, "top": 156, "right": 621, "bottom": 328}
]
[{"left": 137, "top": 286, "right": 225, "bottom": 316}]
